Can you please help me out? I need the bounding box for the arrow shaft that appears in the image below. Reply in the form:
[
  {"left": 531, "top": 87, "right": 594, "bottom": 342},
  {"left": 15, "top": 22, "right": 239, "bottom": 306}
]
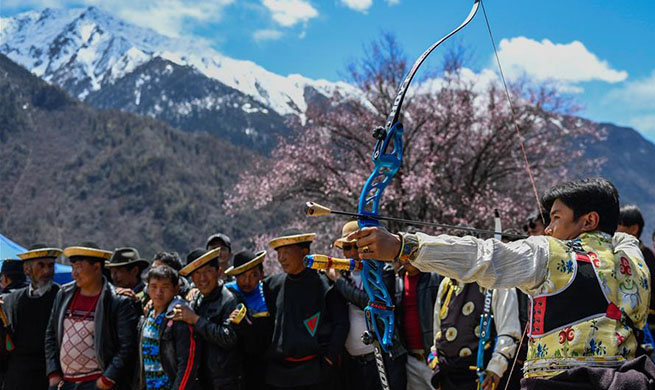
[{"left": 328, "top": 209, "right": 525, "bottom": 239}]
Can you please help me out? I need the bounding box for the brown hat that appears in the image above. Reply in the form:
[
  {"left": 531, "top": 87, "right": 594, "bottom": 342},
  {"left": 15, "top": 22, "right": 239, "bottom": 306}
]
[
  {"left": 333, "top": 221, "right": 359, "bottom": 249},
  {"left": 269, "top": 229, "right": 316, "bottom": 250},
  {"left": 179, "top": 248, "right": 221, "bottom": 277},
  {"left": 106, "top": 247, "right": 149, "bottom": 270}
]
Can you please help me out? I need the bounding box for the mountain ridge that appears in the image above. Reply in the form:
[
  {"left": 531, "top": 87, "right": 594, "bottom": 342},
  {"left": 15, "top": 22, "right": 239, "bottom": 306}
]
[{"left": 0, "top": 52, "right": 275, "bottom": 256}]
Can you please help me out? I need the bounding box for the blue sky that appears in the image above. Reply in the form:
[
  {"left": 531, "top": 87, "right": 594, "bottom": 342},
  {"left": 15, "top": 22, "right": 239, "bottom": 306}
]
[{"left": 3, "top": 0, "right": 654, "bottom": 141}]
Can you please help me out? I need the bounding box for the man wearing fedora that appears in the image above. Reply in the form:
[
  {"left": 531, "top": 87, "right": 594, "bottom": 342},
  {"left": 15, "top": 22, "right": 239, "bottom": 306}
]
[
  {"left": 106, "top": 247, "right": 149, "bottom": 294},
  {"left": 45, "top": 244, "right": 139, "bottom": 390},
  {"left": 325, "top": 221, "right": 408, "bottom": 390},
  {"left": 264, "top": 229, "right": 349, "bottom": 390},
  {"left": 225, "top": 249, "right": 274, "bottom": 390},
  {"left": 173, "top": 248, "right": 240, "bottom": 390},
  {"left": 0, "top": 245, "right": 62, "bottom": 389}
]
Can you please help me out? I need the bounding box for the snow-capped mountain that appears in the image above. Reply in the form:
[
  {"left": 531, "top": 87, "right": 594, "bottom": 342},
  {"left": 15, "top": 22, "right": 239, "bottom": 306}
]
[{"left": 0, "top": 6, "right": 360, "bottom": 148}]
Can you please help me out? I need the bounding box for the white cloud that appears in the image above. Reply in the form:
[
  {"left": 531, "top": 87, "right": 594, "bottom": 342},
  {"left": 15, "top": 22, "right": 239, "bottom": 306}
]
[
  {"left": 341, "top": 0, "right": 373, "bottom": 13},
  {"left": 1, "top": 0, "right": 235, "bottom": 38},
  {"left": 261, "top": 0, "right": 318, "bottom": 27},
  {"left": 114, "top": 0, "right": 234, "bottom": 38},
  {"left": 630, "top": 115, "right": 655, "bottom": 136},
  {"left": 605, "top": 72, "right": 655, "bottom": 111},
  {"left": 253, "top": 28, "right": 283, "bottom": 42},
  {"left": 495, "top": 37, "right": 628, "bottom": 88},
  {"left": 386, "top": 0, "right": 400, "bottom": 4},
  {"left": 602, "top": 72, "right": 655, "bottom": 139}
]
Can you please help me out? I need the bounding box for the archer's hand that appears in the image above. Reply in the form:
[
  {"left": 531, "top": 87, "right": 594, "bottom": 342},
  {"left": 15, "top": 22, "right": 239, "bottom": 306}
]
[
  {"left": 346, "top": 226, "right": 402, "bottom": 261},
  {"left": 481, "top": 371, "right": 500, "bottom": 390}
]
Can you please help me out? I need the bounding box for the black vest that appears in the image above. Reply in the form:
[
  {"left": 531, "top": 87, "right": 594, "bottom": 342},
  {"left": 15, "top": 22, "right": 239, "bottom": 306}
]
[
  {"left": 530, "top": 251, "right": 610, "bottom": 336},
  {"left": 436, "top": 281, "right": 495, "bottom": 370}
]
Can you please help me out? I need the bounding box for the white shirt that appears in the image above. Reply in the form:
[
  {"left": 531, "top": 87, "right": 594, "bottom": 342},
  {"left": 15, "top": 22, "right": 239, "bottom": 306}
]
[
  {"left": 410, "top": 231, "right": 641, "bottom": 296},
  {"left": 344, "top": 271, "right": 376, "bottom": 356}
]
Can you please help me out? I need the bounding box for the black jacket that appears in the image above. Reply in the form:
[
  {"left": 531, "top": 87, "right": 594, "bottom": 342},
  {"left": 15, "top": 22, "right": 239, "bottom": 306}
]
[
  {"left": 189, "top": 284, "right": 240, "bottom": 389},
  {"left": 135, "top": 298, "right": 200, "bottom": 389},
  {"left": 333, "top": 265, "right": 407, "bottom": 358},
  {"left": 45, "top": 280, "right": 139, "bottom": 387},
  {"left": 395, "top": 271, "right": 441, "bottom": 355}
]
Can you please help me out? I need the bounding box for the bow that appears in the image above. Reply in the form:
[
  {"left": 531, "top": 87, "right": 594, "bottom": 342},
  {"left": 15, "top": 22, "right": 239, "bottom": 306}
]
[
  {"left": 361, "top": 0, "right": 481, "bottom": 349},
  {"left": 305, "top": 2, "right": 482, "bottom": 387}
]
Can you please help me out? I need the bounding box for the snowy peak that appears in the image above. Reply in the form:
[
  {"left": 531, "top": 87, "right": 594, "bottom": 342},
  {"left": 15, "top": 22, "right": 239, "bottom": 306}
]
[{"left": 0, "top": 6, "right": 356, "bottom": 116}]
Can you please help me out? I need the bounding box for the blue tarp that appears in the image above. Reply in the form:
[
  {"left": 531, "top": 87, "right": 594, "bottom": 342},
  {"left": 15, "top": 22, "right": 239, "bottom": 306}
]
[{"left": 0, "top": 233, "right": 73, "bottom": 285}]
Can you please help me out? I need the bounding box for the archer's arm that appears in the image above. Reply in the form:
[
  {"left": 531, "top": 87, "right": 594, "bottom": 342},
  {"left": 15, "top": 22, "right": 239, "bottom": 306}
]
[{"left": 403, "top": 233, "right": 550, "bottom": 294}]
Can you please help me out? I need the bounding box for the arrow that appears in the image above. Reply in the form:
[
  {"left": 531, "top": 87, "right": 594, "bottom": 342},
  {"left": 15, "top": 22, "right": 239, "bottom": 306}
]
[{"left": 305, "top": 202, "right": 526, "bottom": 240}]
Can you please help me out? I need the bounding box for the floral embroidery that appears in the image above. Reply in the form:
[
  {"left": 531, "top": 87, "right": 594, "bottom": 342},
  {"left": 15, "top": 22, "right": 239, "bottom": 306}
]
[
  {"left": 557, "top": 259, "right": 574, "bottom": 274},
  {"left": 620, "top": 257, "right": 632, "bottom": 276},
  {"left": 525, "top": 233, "right": 649, "bottom": 379},
  {"left": 640, "top": 276, "right": 649, "bottom": 290},
  {"left": 589, "top": 319, "right": 599, "bottom": 332},
  {"left": 619, "top": 279, "right": 640, "bottom": 309},
  {"left": 558, "top": 327, "right": 575, "bottom": 344},
  {"left": 589, "top": 252, "right": 601, "bottom": 268},
  {"left": 534, "top": 343, "right": 549, "bottom": 358},
  {"left": 586, "top": 339, "right": 607, "bottom": 356}
]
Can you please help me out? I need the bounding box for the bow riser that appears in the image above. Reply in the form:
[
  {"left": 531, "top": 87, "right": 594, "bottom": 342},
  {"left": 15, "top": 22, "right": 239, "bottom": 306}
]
[{"left": 357, "top": 122, "right": 404, "bottom": 352}]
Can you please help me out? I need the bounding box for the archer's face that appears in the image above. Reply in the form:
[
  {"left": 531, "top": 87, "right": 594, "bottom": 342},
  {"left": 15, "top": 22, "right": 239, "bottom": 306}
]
[
  {"left": 545, "top": 199, "right": 589, "bottom": 240},
  {"left": 276, "top": 245, "right": 308, "bottom": 275}
]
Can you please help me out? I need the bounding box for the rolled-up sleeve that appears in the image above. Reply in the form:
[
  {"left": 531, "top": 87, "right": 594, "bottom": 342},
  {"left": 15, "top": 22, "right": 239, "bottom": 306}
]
[{"left": 409, "top": 233, "right": 550, "bottom": 294}]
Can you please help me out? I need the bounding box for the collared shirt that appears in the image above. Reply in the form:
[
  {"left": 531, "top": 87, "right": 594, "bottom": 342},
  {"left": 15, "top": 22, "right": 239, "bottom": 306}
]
[{"left": 28, "top": 282, "right": 54, "bottom": 298}]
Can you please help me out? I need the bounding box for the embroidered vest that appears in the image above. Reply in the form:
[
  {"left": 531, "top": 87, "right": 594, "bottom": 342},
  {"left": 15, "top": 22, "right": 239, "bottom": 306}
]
[
  {"left": 435, "top": 279, "right": 495, "bottom": 370},
  {"left": 524, "top": 232, "right": 649, "bottom": 378}
]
